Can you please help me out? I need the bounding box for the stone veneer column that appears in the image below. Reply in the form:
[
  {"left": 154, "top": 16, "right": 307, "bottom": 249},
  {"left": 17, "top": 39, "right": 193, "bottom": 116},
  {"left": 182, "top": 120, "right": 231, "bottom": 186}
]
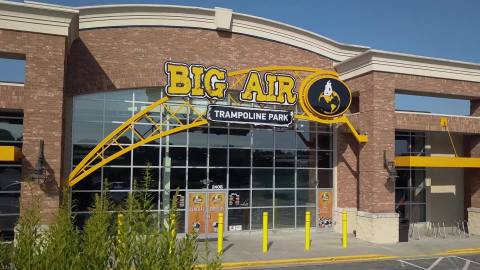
[
  {"left": 346, "top": 72, "right": 398, "bottom": 243},
  {"left": 465, "top": 99, "right": 480, "bottom": 235}
]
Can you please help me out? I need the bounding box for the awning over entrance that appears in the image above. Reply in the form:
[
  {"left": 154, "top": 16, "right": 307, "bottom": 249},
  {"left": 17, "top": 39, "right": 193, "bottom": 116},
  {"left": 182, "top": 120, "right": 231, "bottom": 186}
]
[
  {"left": 0, "top": 146, "right": 21, "bottom": 162},
  {"left": 395, "top": 156, "right": 480, "bottom": 168}
]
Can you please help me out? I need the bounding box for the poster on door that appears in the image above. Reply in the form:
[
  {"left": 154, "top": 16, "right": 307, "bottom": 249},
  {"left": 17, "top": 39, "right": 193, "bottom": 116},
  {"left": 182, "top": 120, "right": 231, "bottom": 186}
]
[
  {"left": 188, "top": 193, "right": 206, "bottom": 234},
  {"left": 207, "top": 192, "right": 226, "bottom": 234},
  {"left": 317, "top": 191, "right": 333, "bottom": 228}
]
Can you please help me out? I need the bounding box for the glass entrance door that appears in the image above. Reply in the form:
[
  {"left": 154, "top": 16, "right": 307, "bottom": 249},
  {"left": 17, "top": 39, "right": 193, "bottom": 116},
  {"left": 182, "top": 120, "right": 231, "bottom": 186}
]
[{"left": 187, "top": 191, "right": 226, "bottom": 235}]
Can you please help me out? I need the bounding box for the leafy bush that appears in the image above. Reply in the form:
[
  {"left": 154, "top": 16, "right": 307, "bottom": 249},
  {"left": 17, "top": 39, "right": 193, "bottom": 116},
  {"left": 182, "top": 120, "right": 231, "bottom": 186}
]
[{"left": 1, "top": 168, "right": 223, "bottom": 270}]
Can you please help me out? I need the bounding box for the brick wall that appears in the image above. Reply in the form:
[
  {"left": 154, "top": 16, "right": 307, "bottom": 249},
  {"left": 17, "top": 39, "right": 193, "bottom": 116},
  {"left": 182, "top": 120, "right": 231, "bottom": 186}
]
[
  {"left": 67, "top": 27, "right": 334, "bottom": 95},
  {"left": 0, "top": 29, "right": 68, "bottom": 223}
]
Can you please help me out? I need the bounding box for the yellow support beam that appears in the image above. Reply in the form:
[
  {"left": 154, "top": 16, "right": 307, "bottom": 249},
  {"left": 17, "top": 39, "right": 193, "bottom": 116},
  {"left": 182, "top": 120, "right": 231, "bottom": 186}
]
[
  {"left": 395, "top": 156, "right": 480, "bottom": 168},
  {"left": 0, "top": 146, "right": 21, "bottom": 162}
]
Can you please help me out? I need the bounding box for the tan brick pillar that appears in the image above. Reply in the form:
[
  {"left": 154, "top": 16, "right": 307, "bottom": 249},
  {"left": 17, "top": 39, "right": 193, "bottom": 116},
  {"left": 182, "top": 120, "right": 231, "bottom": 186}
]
[
  {"left": 465, "top": 99, "right": 480, "bottom": 235},
  {"left": 20, "top": 33, "right": 68, "bottom": 225},
  {"left": 345, "top": 72, "right": 398, "bottom": 243}
]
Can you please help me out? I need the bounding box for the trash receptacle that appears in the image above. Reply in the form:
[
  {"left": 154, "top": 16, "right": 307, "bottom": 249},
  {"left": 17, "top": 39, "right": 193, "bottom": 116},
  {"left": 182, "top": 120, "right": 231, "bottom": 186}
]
[{"left": 399, "top": 219, "right": 409, "bottom": 242}]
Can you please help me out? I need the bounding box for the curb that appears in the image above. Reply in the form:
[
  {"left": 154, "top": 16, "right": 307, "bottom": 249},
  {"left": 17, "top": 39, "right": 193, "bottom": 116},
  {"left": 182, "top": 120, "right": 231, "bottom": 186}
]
[{"left": 221, "top": 254, "right": 398, "bottom": 269}]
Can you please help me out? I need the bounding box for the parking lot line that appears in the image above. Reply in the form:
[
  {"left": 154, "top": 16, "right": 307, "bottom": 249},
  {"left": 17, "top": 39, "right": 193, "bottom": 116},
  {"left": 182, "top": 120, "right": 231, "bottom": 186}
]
[
  {"left": 397, "top": 260, "right": 426, "bottom": 269},
  {"left": 426, "top": 257, "right": 443, "bottom": 270}
]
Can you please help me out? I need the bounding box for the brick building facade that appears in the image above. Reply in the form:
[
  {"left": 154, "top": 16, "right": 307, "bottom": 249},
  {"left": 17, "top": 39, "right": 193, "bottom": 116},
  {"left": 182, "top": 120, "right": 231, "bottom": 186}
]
[{"left": 0, "top": 1, "right": 480, "bottom": 243}]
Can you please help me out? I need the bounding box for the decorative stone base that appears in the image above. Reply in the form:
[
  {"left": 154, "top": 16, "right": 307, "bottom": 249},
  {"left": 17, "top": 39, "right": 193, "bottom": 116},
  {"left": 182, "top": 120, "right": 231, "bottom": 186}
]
[
  {"left": 468, "top": 207, "right": 480, "bottom": 235},
  {"left": 355, "top": 211, "right": 399, "bottom": 244},
  {"left": 333, "top": 208, "right": 357, "bottom": 234}
]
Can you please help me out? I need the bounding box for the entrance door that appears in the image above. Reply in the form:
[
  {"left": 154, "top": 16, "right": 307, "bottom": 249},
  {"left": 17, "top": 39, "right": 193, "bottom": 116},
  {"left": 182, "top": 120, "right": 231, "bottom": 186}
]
[{"left": 187, "top": 191, "right": 226, "bottom": 235}]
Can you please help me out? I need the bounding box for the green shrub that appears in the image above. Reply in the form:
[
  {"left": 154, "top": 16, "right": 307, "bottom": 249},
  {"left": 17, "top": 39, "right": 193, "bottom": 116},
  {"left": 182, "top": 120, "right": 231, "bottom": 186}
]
[{"left": 1, "top": 167, "right": 223, "bottom": 269}]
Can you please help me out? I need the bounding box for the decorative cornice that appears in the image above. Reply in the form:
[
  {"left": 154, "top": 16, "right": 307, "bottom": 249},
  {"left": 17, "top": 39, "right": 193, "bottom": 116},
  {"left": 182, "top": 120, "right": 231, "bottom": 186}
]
[
  {"left": 335, "top": 49, "right": 480, "bottom": 83},
  {"left": 0, "top": 0, "right": 77, "bottom": 36},
  {"left": 77, "top": 4, "right": 368, "bottom": 62}
]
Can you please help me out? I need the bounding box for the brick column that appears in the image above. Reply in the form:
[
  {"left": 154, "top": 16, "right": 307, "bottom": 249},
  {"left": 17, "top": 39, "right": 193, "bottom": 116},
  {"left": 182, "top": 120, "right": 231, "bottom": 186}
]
[
  {"left": 20, "top": 33, "right": 68, "bottom": 224},
  {"left": 465, "top": 99, "right": 480, "bottom": 235},
  {"left": 346, "top": 72, "right": 398, "bottom": 243}
]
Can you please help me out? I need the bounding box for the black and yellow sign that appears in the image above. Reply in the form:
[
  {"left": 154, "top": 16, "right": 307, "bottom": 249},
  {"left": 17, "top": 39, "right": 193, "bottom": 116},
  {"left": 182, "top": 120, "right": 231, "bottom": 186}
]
[{"left": 300, "top": 75, "right": 352, "bottom": 118}]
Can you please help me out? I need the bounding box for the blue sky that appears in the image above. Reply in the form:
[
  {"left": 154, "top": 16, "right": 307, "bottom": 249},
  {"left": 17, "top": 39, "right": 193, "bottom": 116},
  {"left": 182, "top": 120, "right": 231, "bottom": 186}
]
[{"left": 2, "top": 0, "right": 479, "bottom": 114}]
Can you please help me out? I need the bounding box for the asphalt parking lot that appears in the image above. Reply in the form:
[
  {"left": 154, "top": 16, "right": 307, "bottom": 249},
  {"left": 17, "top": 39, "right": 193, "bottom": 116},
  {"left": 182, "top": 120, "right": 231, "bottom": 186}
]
[{"left": 249, "top": 254, "right": 480, "bottom": 270}]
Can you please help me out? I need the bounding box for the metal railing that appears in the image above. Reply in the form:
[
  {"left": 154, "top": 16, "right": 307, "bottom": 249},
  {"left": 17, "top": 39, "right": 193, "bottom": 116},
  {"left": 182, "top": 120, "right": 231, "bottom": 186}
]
[{"left": 409, "top": 220, "right": 469, "bottom": 240}]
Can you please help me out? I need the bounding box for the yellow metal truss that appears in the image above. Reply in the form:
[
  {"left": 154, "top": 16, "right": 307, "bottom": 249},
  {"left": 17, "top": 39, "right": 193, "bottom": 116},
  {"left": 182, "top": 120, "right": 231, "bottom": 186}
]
[{"left": 68, "top": 66, "right": 367, "bottom": 187}]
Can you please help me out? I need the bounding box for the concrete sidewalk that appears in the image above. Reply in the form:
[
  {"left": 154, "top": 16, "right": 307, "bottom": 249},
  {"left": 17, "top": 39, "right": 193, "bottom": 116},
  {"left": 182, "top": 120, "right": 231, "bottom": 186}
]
[{"left": 197, "top": 230, "right": 480, "bottom": 268}]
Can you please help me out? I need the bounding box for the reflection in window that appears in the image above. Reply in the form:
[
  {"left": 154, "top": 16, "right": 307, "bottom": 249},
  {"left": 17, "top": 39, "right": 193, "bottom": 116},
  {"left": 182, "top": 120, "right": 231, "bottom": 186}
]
[
  {"left": 275, "top": 169, "right": 294, "bottom": 188},
  {"left": 275, "top": 207, "right": 295, "bottom": 228},
  {"left": 275, "top": 190, "right": 294, "bottom": 206},
  {"left": 252, "top": 169, "right": 273, "bottom": 188}
]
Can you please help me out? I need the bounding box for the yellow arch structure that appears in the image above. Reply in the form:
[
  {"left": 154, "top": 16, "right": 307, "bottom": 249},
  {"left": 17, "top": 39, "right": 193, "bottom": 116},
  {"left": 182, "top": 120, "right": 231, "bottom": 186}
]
[{"left": 67, "top": 66, "right": 367, "bottom": 187}]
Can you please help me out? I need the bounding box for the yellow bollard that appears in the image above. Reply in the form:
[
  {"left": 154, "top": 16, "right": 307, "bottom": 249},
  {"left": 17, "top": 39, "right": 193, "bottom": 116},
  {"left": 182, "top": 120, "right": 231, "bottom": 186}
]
[
  {"left": 342, "top": 210, "right": 347, "bottom": 248},
  {"left": 262, "top": 212, "right": 268, "bottom": 253},
  {"left": 305, "top": 211, "right": 311, "bottom": 251},
  {"left": 217, "top": 213, "right": 224, "bottom": 255}
]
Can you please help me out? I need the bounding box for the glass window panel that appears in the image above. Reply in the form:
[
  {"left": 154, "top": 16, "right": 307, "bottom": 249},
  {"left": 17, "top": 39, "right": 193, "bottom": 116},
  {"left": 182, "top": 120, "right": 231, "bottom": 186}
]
[
  {"left": 317, "top": 170, "right": 332, "bottom": 188},
  {"left": 395, "top": 170, "right": 410, "bottom": 188},
  {"left": 296, "top": 131, "right": 316, "bottom": 150},
  {"left": 0, "top": 118, "right": 22, "bottom": 142},
  {"left": 72, "top": 169, "right": 101, "bottom": 191},
  {"left": 275, "top": 150, "right": 295, "bottom": 167},
  {"left": 132, "top": 167, "right": 160, "bottom": 190},
  {"left": 297, "top": 150, "right": 316, "bottom": 168},
  {"left": 168, "top": 168, "right": 186, "bottom": 189},
  {"left": 228, "top": 209, "right": 250, "bottom": 231},
  {"left": 166, "top": 132, "right": 187, "bottom": 146},
  {"left": 228, "top": 190, "right": 250, "bottom": 207},
  {"left": 411, "top": 135, "right": 425, "bottom": 154},
  {"left": 229, "top": 128, "right": 251, "bottom": 147},
  {"left": 317, "top": 151, "right": 331, "bottom": 168},
  {"left": 229, "top": 149, "right": 251, "bottom": 167},
  {"left": 275, "top": 169, "right": 294, "bottom": 188},
  {"left": 296, "top": 189, "right": 316, "bottom": 206},
  {"left": 252, "top": 169, "right": 273, "bottom": 188},
  {"left": 105, "top": 90, "right": 133, "bottom": 101},
  {"left": 188, "top": 168, "right": 207, "bottom": 189},
  {"left": 395, "top": 188, "right": 410, "bottom": 204},
  {"left": 188, "top": 147, "right": 207, "bottom": 167},
  {"left": 209, "top": 148, "right": 227, "bottom": 167},
  {"left": 252, "top": 190, "right": 272, "bottom": 207},
  {"left": 297, "top": 169, "right": 316, "bottom": 188},
  {"left": 395, "top": 135, "right": 409, "bottom": 156},
  {"left": 133, "top": 88, "right": 161, "bottom": 102},
  {"left": 317, "top": 133, "right": 331, "bottom": 151},
  {"left": 274, "top": 130, "right": 296, "bottom": 149},
  {"left": 251, "top": 208, "right": 272, "bottom": 229},
  {"left": 209, "top": 168, "right": 227, "bottom": 188},
  {"left": 412, "top": 170, "right": 425, "bottom": 188},
  {"left": 104, "top": 145, "right": 131, "bottom": 166},
  {"left": 209, "top": 128, "right": 228, "bottom": 147},
  {"left": 73, "top": 144, "right": 95, "bottom": 165},
  {"left": 174, "top": 211, "right": 185, "bottom": 233},
  {"left": 275, "top": 190, "right": 294, "bottom": 206},
  {"left": 188, "top": 128, "right": 208, "bottom": 147},
  {"left": 252, "top": 149, "right": 273, "bottom": 167},
  {"left": 0, "top": 167, "right": 21, "bottom": 191},
  {"left": 275, "top": 207, "right": 295, "bottom": 229},
  {"left": 133, "top": 146, "right": 159, "bottom": 166},
  {"left": 411, "top": 187, "right": 425, "bottom": 203},
  {"left": 228, "top": 169, "right": 250, "bottom": 188},
  {"left": 105, "top": 101, "right": 133, "bottom": 122},
  {"left": 72, "top": 192, "right": 99, "bottom": 212},
  {"left": 73, "top": 121, "right": 103, "bottom": 144},
  {"left": 109, "top": 191, "right": 129, "bottom": 207},
  {"left": 297, "top": 207, "right": 316, "bottom": 228},
  {"left": 73, "top": 99, "right": 103, "bottom": 122},
  {"left": 252, "top": 129, "right": 273, "bottom": 149},
  {"left": 104, "top": 122, "right": 131, "bottom": 144},
  {"left": 0, "top": 193, "right": 19, "bottom": 214},
  {"left": 169, "top": 147, "right": 186, "bottom": 166},
  {"left": 103, "top": 167, "right": 131, "bottom": 190}
]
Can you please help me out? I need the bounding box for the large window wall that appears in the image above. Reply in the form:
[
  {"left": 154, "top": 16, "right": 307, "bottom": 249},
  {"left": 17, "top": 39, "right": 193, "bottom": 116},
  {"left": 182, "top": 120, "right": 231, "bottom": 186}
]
[
  {"left": 0, "top": 112, "right": 23, "bottom": 240},
  {"left": 71, "top": 88, "right": 333, "bottom": 232}
]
